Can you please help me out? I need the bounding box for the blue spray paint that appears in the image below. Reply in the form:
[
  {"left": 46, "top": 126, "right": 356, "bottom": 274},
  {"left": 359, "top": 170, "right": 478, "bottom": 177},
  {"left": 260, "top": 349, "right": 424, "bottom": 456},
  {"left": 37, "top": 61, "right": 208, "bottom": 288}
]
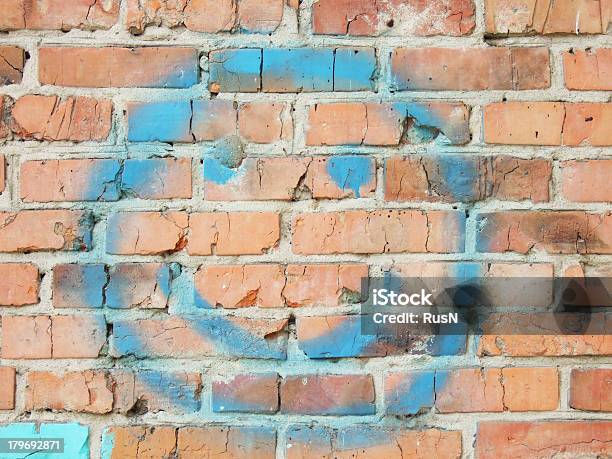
[
  {"left": 334, "top": 48, "right": 376, "bottom": 91},
  {"left": 128, "top": 101, "right": 192, "bottom": 142},
  {"left": 326, "top": 156, "right": 373, "bottom": 197}
]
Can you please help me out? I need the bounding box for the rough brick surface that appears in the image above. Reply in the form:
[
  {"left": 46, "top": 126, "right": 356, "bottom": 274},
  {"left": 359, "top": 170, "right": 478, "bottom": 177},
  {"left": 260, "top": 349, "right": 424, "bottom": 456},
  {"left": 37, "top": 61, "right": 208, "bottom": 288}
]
[{"left": 1, "top": 2, "right": 610, "bottom": 457}]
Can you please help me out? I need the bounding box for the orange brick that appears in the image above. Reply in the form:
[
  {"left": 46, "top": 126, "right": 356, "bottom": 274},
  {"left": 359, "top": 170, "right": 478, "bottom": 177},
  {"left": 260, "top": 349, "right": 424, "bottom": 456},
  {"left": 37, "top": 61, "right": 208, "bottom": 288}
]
[
  {"left": 561, "top": 160, "right": 612, "bottom": 202},
  {"left": 0, "top": 46, "right": 25, "bottom": 85},
  {"left": 501, "top": 368, "right": 559, "bottom": 411},
  {"left": 292, "top": 210, "right": 465, "bottom": 254},
  {"left": 10, "top": 95, "right": 112, "bottom": 142},
  {"left": 391, "top": 47, "right": 549, "bottom": 90},
  {"left": 238, "top": 102, "right": 292, "bottom": 143},
  {"left": 478, "top": 335, "right": 612, "bottom": 356},
  {"left": 564, "top": 49, "right": 612, "bottom": 90},
  {"left": 0, "top": 210, "right": 93, "bottom": 252},
  {"left": 104, "top": 426, "right": 177, "bottom": 458},
  {"left": 436, "top": 369, "right": 504, "bottom": 412},
  {"left": 570, "top": 369, "right": 612, "bottom": 411},
  {"left": 25, "top": 370, "right": 113, "bottom": 413},
  {"left": 106, "top": 212, "right": 188, "bottom": 255},
  {"left": 0, "top": 0, "right": 119, "bottom": 31},
  {"left": 0, "top": 263, "right": 39, "bottom": 306},
  {"left": 39, "top": 47, "right": 198, "bottom": 88},
  {"left": 0, "top": 367, "right": 16, "bottom": 409},
  {"left": 1, "top": 316, "right": 52, "bottom": 359},
  {"left": 476, "top": 421, "right": 612, "bottom": 458},
  {"left": 188, "top": 212, "right": 280, "bottom": 255},
  {"left": 51, "top": 315, "right": 106, "bottom": 358}
]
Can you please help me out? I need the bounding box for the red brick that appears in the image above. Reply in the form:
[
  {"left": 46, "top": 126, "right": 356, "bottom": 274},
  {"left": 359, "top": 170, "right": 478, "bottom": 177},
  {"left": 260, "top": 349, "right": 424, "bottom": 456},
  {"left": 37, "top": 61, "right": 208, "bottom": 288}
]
[
  {"left": 194, "top": 264, "right": 286, "bottom": 308},
  {"left": 0, "top": 210, "right": 93, "bottom": 253},
  {"left": 436, "top": 369, "right": 504, "bottom": 412},
  {"left": 212, "top": 373, "right": 279, "bottom": 413},
  {"left": 0, "top": 367, "right": 15, "bottom": 410},
  {"left": 51, "top": 315, "right": 106, "bottom": 358},
  {"left": 564, "top": 49, "right": 612, "bottom": 90},
  {"left": 238, "top": 102, "right": 292, "bottom": 143},
  {"left": 105, "top": 426, "right": 177, "bottom": 458},
  {"left": 306, "top": 102, "right": 470, "bottom": 146},
  {"left": 478, "top": 335, "right": 612, "bottom": 356},
  {"left": 476, "top": 421, "right": 612, "bottom": 458},
  {"left": 106, "top": 212, "right": 188, "bottom": 255},
  {"left": 203, "top": 157, "right": 309, "bottom": 201},
  {"left": 126, "top": 0, "right": 284, "bottom": 34},
  {"left": 485, "top": 102, "right": 612, "bottom": 146},
  {"left": 485, "top": 0, "right": 611, "bottom": 34},
  {"left": 0, "top": 154, "right": 4, "bottom": 193},
  {"left": 0, "top": 0, "right": 119, "bottom": 31},
  {"left": 0, "top": 263, "right": 39, "bottom": 306},
  {"left": 178, "top": 426, "right": 276, "bottom": 459},
  {"left": 304, "top": 156, "right": 377, "bottom": 199},
  {"left": 284, "top": 264, "right": 367, "bottom": 307},
  {"left": 286, "top": 427, "right": 461, "bottom": 459},
  {"left": 561, "top": 160, "right": 612, "bottom": 202},
  {"left": 188, "top": 212, "right": 280, "bottom": 255},
  {"left": 10, "top": 95, "right": 112, "bottom": 142},
  {"left": 107, "top": 263, "right": 172, "bottom": 309},
  {"left": 25, "top": 370, "right": 113, "bottom": 414},
  {"left": 570, "top": 369, "right": 612, "bottom": 411},
  {"left": 385, "top": 155, "right": 550, "bottom": 203},
  {"left": 39, "top": 47, "right": 198, "bottom": 88},
  {"left": 0, "top": 47, "right": 25, "bottom": 85},
  {"left": 281, "top": 374, "right": 375, "bottom": 415},
  {"left": 391, "top": 47, "right": 549, "bottom": 90},
  {"left": 20, "top": 159, "right": 121, "bottom": 202},
  {"left": 1, "top": 316, "right": 52, "bottom": 359},
  {"left": 476, "top": 211, "right": 612, "bottom": 254},
  {"left": 293, "top": 210, "right": 465, "bottom": 254},
  {"left": 501, "top": 367, "right": 559, "bottom": 411},
  {"left": 312, "top": 0, "right": 475, "bottom": 36}
]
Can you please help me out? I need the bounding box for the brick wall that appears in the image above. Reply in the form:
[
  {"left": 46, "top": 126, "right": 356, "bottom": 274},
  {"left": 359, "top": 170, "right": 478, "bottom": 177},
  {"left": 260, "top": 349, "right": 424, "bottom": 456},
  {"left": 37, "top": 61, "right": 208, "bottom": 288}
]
[{"left": 0, "top": 0, "right": 611, "bottom": 458}]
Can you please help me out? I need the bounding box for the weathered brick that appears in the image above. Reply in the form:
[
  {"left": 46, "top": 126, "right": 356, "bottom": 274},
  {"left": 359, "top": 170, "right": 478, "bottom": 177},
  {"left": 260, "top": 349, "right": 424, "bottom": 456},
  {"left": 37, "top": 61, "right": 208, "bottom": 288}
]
[
  {"left": 209, "top": 47, "right": 376, "bottom": 92},
  {"left": 561, "top": 160, "right": 612, "bottom": 202},
  {"left": 476, "top": 421, "right": 612, "bottom": 458},
  {"left": 281, "top": 374, "right": 375, "bottom": 415},
  {"left": 501, "top": 367, "right": 559, "bottom": 411},
  {"left": 106, "top": 212, "right": 188, "bottom": 255},
  {"left": 178, "top": 426, "right": 276, "bottom": 459},
  {"left": 484, "top": 102, "right": 612, "bottom": 146},
  {"left": 570, "top": 369, "right": 612, "bottom": 411},
  {"left": 385, "top": 155, "right": 550, "bottom": 203},
  {"left": 126, "top": 99, "right": 236, "bottom": 143},
  {"left": 293, "top": 210, "right": 465, "bottom": 254},
  {"left": 102, "top": 426, "right": 178, "bottom": 459},
  {"left": 296, "top": 314, "right": 466, "bottom": 358},
  {"left": 0, "top": 46, "right": 25, "bottom": 85},
  {"left": 286, "top": 426, "right": 462, "bottom": 458},
  {"left": 0, "top": 0, "right": 119, "bottom": 31},
  {"left": 1, "top": 316, "right": 52, "bottom": 359},
  {"left": 53, "top": 264, "right": 106, "bottom": 309},
  {"left": 0, "top": 367, "right": 16, "bottom": 409},
  {"left": 195, "top": 264, "right": 285, "bottom": 308},
  {"left": 188, "top": 212, "right": 280, "bottom": 255},
  {"left": 106, "top": 263, "right": 172, "bottom": 309},
  {"left": 0, "top": 263, "right": 39, "bottom": 306},
  {"left": 25, "top": 370, "right": 113, "bottom": 413},
  {"left": 0, "top": 154, "right": 4, "bottom": 193},
  {"left": 0, "top": 210, "right": 93, "bottom": 252},
  {"left": 306, "top": 102, "right": 471, "bottom": 145},
  {"left": 2, "top": 314, "right": 105, "bottom": 359},
  {"left": 476, "top": 211, "right": 612, "bottom": 254},
  {"left": 238, "top": 102, "right": 292, "bottom": 143},
  {"left": 564, "top": 49, "right": 612, "bottom": 90},
  {"left": 21, "top": 159, "right": 121, "bottom": 202},
  {"left": 312, "top": 0, "right": 475, "bottom": 36},
  {"left": 391, "top": 47, "right": 549, "bottom": 90},
  {"left": 126, "top": 0, "right": 284, "bottom": 34},
  {"left": 485, "top": 0, "right": 611, "bottom": 35},
  {"left": 385, "top": 371, "right": 436, "bottom": 415},
  {"left": 305, "top": 156, "right": 377, "bottom": 198},
  {"left": 39, "top": 47, "right": 198, "bottom": 88},
  {"left": 212, "top": 373, "right": 279, "bottom": 413},
  {"left": 10, "top": 95, "right": 112, "bottom": 142},
  {"left": 284, "top": 264, "right": 368, "bottom": 307},
  {"left": 478, "top": 335, "right": 612, "bottom": 356},
  {"left": 121, "top": 158, "right": 192, "bottom": 199},
  {"left": 111, "top": 316, "right": 288, "bottom": 359}
]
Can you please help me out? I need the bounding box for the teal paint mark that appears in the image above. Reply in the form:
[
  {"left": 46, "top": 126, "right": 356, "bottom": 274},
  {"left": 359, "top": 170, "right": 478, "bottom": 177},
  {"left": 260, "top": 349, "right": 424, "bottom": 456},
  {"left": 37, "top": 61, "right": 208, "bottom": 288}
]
[
  {"left": 209, "top": 49, "right": 262, "bottom": 92},
  {"left": 202, "top": 157, "right": 237, "bottom": 185},
  {"left": 263, "top": 48, "right": 333, "bottom": 92},
  {"left": 100, "top": 429, "right": 115, "bottom": 459},
  {"left": 0, "top": 423, "right": 88, "bottom": 458},
  {"left": 121, "top": 159, "right": 169, "bottom": 198},
  {"left": 83, "top": 160, "right": 121, "bottom": 201},
  {"left": 128, "top": 101, "right": 192, "bottom": 142},
  {"left": 386, "top": 371, "right": 435, "bottom": 415},
  {"left": 326, "top": 156, "right": 373, "bottom": 197}
]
